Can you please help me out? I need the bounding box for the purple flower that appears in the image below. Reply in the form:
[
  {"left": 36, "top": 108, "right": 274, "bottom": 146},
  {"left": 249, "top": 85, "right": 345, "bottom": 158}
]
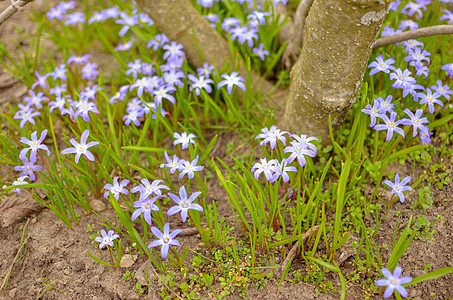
[
  {"left": 49, "top": 96, "right": 66, "bottom": 112},
  {"left": 374, "top": 112, "right": 405, "bottom": 141},
  {"left": 31, "top": 71, "right": 49, "bottom": 90},
  {"left": 197, "top": 63, "right": 215, "bottom": 78},
  {"left": 73, "top": 100, "right": 99, "bottom": 121},
  {"left": 115, "top": 41, "right": 133, "bottom": 51},
  {"left": 131, "top": 195, "right": 162, "bottom": 225},
  {"left": 13, "top": 109, "right": 40, "bottom": 128},
  {"left": 81, "top": 62, "right": 99, "bottom": 80},
  {"left": 273, "top": 0, "right": 288, "bottom": 5},
  {"left": 283, "top": 141, "right": 316, "bottom": 167},
  {"left": 49, "top": 84, "right": 67, "bottom": 97},
  {"left": 46, "top": 7, "right": 65, "bottom": 20},
  {"left": 64, "top": 12, "right": 85, "bottom": 25},
  {"left": 399, "top": 19, "right": 419, "bottom": 31},
  {"left": 131, "top": 179, "right": 170, "bottom": 201},
  {"left": 14, "top": 156, "right": 42, "bottom": 181},
  {"left": 368, "top": 55, "right": 395, "bottom": 75},
  {"left": 404, "top": 47, "right": 430, "bottom": 65},
  {"left": 147, "top": 33, "right": 169, "bottom": 50},
  {"left": 377, "top": 95, "right": 395, "bottom": 113},
  {"left": 251, "top": 158, "right": 278, "bottom": 181},
  {"left": 167, "top": 186, "right": 203, "bottom": 222},
  {"left": 51, "top": 64, "right": 67, "bottom": 81},
  {"left": 173, "top": 132, "right": 196, "bottom": 150},
  {"left": 431, "top": 80, "right": 453, "bottom": 100},
  {"left": 253, "top": 43, "right": 269, "bottom": 61},
  {"left": 188, "top": 74, "right": 214, "bottom": 96},
  {"left": 222, "top": 17, "right": 240, "bottom": 32},
  {"left": 248, "top": 11, "right": 270, "bottom": 26},
  {"left": 272, "top": 161, "right": 297, "bottom": 183},
  {"left": 375, "top": 266, "right": 412, "bottom": 298},
  {"left": 441, "top": 63, "right": 453, "bottom": 77},
  {"left": 147, "top": 223, "right": 183, "bottom": 259},
  {"left": 217, "top": 72, "right": 246, "bottom": 95},
  {"left": 399, "top": 109, "right": 428, "bottom": 137},
  {"left": 178, "top": 155, "right": 204, "bottom": 179},
  {"left": 401, "top": 1, "right": 426, "bottom": 19},
  {"left": 361, "top": 101, "right": 385, "bottom": 127},
  {"left": 291, "top": 134, "right": 318, "bottom": 153},
  {"left": 61, "top": 129, "right": 99, "bottom": 164},
  {"left": 419, "top": 89, "right": 443, "bottom": 114},
  {"left": 67, "top": 54, "right": 91, "bottom": 65},
  {"left": 255, "top": 125, "right": 288, "bottom": 149},
  {"left": 153, "top": 86, "right": 176, "bottom": 106},
  {"left": 384, "top": 174, "right": 412, "bottom": 203},
  {"left": 198, "top": 0, "right": 214, "bottom": 8},
  {"left": 104, "top": 177, "right": 130, "bottom": 200},
  {"left": 163, "top": 69, "right": 185, "bottom": 89},
  {"left": 123, "top": 109, "right": 143, "bottom": 126},
  {"left": 440, "top": 9, "right": 453, "bottom": 24},
  {"left": 162, "top": 42, "right": 185, "bottom": 60},
  {"left": 414, "top": 65, "right": 429, "bottom": 78},
  {"left": 19, "top": 129, "right": 50, "bottom": 161},
  {"left": 23, "top": 90, "right": 48, "bottom": 109},
  {"left": 419, "top": 126, "right": 432, "bottom": 145},
  {"left": 116, "top": 12, "right": 139, "bottom": 36},
  {"left": 160, "top": 151, "right": 182, "bottom": 174},
  {"left": 388, "top": 0, "right": 400, "bottom": 12},
  {"left": 390, "top": 68, "right": 415, "bottom": 89},
  {"left": 160, "top": 56, "right": 184, "bottom": 72},
  {"left": 94, "top": 230, "right": 119, "bottom": 249},
  {"left": 401, "top": 39, "right": 424, "bottom": 53},
  {"left": 11, "top": 176, "right": 29, "bottom": 194}
]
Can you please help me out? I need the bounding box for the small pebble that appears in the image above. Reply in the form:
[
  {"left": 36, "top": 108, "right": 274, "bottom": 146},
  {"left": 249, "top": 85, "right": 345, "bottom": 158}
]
[
  {"left": 120, "top": 254, "right": 137, "bottom": 268},
  {"left": 9, "top": 288, "right": 17, "bottom": 298},
  {"left": 90, "top": 200, "right": 106, "bottom": 212}
]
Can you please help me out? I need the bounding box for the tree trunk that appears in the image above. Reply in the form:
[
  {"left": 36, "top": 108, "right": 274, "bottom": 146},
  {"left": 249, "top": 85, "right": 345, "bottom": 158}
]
[{"left": 281, "top": 0, "right": 387, "bottom": 144}]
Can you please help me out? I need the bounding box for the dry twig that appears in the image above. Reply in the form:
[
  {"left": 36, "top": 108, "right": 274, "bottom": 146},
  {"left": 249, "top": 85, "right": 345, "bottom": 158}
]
[
  {"left": 0, "top": 0, "right": 34, "bottom": 26},
  {"left": 280, "top": 225, "right": 320, "bottom": 274},
  {"left": 373, "top": 25, "right": 453, "bottom": 48}
]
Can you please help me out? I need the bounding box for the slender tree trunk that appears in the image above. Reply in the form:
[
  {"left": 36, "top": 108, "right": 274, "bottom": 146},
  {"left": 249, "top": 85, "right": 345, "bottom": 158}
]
[{"left": 281, "top": 0, "right": 387, "bottom": 144}]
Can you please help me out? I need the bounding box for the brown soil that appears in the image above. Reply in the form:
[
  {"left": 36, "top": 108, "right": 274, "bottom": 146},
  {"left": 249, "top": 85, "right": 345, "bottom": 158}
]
[{"left": 1, "top": 2, "right": 453, "bottom": 300}]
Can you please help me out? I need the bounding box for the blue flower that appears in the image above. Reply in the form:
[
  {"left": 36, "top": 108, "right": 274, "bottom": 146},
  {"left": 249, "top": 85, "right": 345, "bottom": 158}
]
[
  {"left": 361, "top": 101, "right": 385, "bottom": 127},
  {"left": 178, "top": 155, "right": 204, "bottom": 179},
  {"left": 384, "top": 174, "right": 412, "bottom": 203},
  {"left": 148, "top": 223, "right": 183, "bottom": 259},
  {"left": 131, "top": 179, "right": 169, "bottom": 201},
  {"left": 374, "top": 112, "right": 405, "bottom": 141},
  {"left": 131, "top": 195, "right": 162, "bottom": 225},
  {"left": 173, "top": 132, "right": 196, "bottom": 150},
  {"left": 368, "top": 55, "right": 395, "bottom": 76},
  {"left": 14, "top": 156, "right": 42, "bottom": 182},
  {"left": 167, "top": 186, "right": 203, "bottom": 222},
  {"left": 19, "top": 129, "right": 51, "bottom": 161},
  {"left": 217, "top": 72, "right": 246, "bottom": 95},
  {"left": 94, "top": 230, "right": 119, "bottom": 249},
  {"left": 104, "top": 177, "right": 129, "bottom": 200},
  {"left": 375, "top": 266, "right": 412, "bottom": 298},
  {"left": 255, "top": 125, "right": 287, "bottom": 149},
  {"left": 399, "top": 109, "right": 428, "bottom": 137},
  {"left": 61, "top": 129, "right": 99, "bottom": 164},
  {"left": 251, "top": 158, "right": 278, "bottom": 181},
  {"left": 160, "top": 151, "right": 183, "bottom": 174},
  {"left": 283, "top": 141, "right": 316, "bottom": 167}
]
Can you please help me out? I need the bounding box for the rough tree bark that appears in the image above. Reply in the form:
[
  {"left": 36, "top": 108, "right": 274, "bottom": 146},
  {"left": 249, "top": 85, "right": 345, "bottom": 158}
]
[
  {"left": 280, "top": 0, "right": 387, "bottom": 144},
  {"left": 135, "top": 0, "right": 273, "bottom": 93}
]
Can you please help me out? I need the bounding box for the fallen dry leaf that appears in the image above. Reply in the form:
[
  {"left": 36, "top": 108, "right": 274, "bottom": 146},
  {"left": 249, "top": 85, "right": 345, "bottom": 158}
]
[{"left": 0, "top": 195, "right": 44, "bottom": 227}]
